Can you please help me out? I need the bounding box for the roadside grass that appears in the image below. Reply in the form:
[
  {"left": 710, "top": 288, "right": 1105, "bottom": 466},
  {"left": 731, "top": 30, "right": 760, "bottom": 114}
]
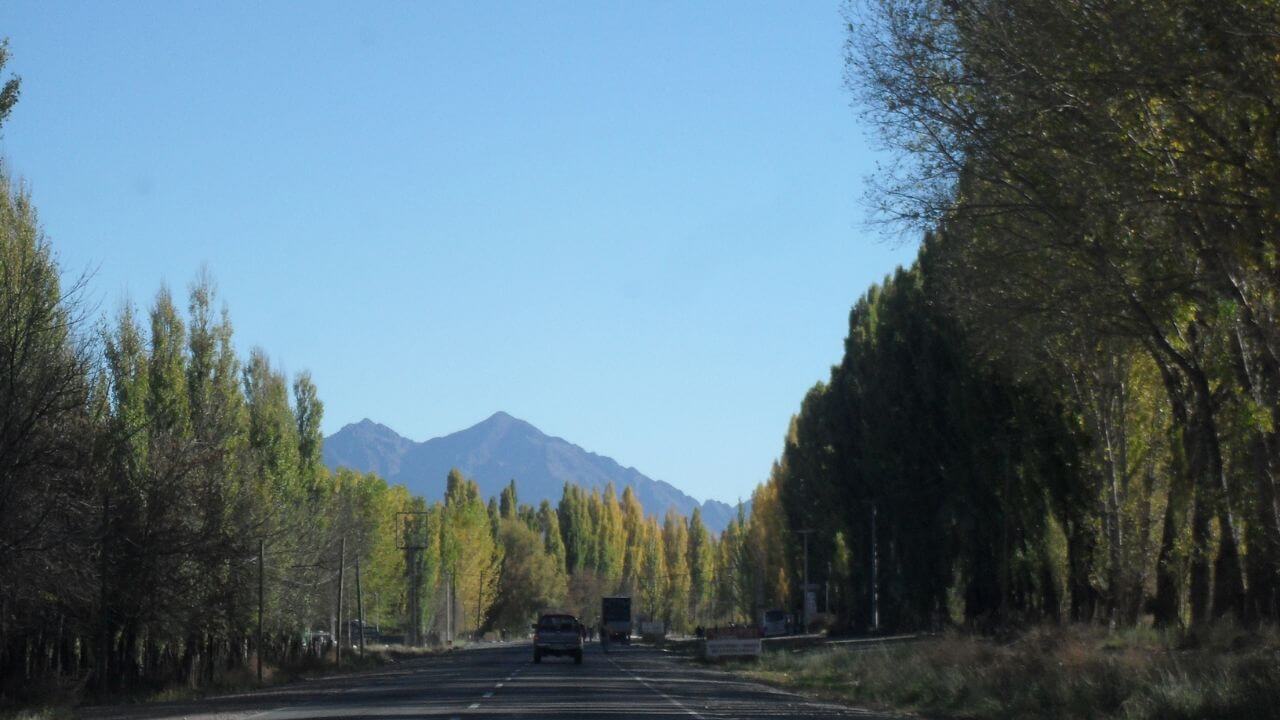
[
  {"left": 1, "top": 643, "right": 448, "bottom": 713},
  {"left": 0, "top": 707, "right": 76, "bottom": 720},
  {"left": 144, "top": 644, "right": 445, "bottom": 703},
  {"left": 726, "top": 622, "right": 1280, "bottom": 720}
]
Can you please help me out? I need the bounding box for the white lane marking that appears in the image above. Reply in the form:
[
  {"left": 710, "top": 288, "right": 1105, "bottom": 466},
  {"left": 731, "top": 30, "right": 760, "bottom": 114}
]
[
  {"left": 496, "top": 682, "right": 505, "bottom": 687},
  {"left": 483, "top": 691, "right": 494, "bottom": 698},
  {"left": 468, "top": 702, "right": 480, "bottom": 709},
  {"left": 607, "top": 656, "right": 702, "bottom": 719}
]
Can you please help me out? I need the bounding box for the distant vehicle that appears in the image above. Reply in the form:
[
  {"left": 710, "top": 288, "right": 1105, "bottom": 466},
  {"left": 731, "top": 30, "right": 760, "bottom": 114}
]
[
  {"left": 601, "top": 596, "right": 632, "bottom": 644},
  {"left": 348, "top": 619, "right": 381, "bottom": 644},
  {"left": 533, "top": 613, "right": 584, "bottom": 664},
  {"left": 638, "top": 620, "right": 665, "bottom": 641},
  {"left": 760, "top": 608, "right": 789, "bottom": 637},
  {"left": 303, "top": 629, "right": 333, "bottom": 656}
]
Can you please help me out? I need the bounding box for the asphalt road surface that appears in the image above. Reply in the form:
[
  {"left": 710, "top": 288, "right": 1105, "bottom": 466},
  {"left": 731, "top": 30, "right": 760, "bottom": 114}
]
[{"left": 80, "top": 641, "right": 894, "bottom": 720}]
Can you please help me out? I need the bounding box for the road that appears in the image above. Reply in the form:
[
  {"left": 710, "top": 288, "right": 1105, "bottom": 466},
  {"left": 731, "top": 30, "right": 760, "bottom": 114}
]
[{"left": 79, "top": 641, "right": 894, "bottom": 720}]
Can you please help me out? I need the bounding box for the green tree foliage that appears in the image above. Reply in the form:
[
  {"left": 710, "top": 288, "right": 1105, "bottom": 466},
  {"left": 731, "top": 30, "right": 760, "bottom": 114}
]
[
  {"left": 0, "top": 178, "right": 428, "bottom": 694},
  {"left": 486, "top": 518, "right": 566, "bottom": 636},
  {"left": 595, "top": 485, "right": 625, "bottom": 588},
  {"left": 620, "top": 485, "right": 645, "bottom": 595},
  {"left": 841, "top": 0, "right": 1280, "bottom": 628},
  {"left": 637, "top": 518, "right": 667, "bottom": 622},
  {"left": 686, "top": 507, "right": 716, "bottom": 626},
  {"left": 293, "top": 370, "right": 324, "bottom": 485},
  {"left": 0, "top": 165, "right": 95, "bottom": 693},
  {"left": 399, "top": 496, "right": 441, "bottom": 645},
  {"left": 762, "top": 265, "right": 1079, "bottom": 632},
  {"left": 748, "top": 473, "right": 790, "bottom": 612},
  {"left": 0, "top": 40, "right": 20, "bottom": 130},
  {"left": 499, "top": 479, "right": 518, "bottom": 520},
  {"left": 0, "top": 46, "right": 756, "bottom": 695},
  {"left": 442, "top": 470, "right": 501, "bottom": 636},
  {"left": 557, "top": 483, "right": 589, "bottom": 575},
  {"left": 662, "top": 510, "right": 691, "bottom": 631},
  {"left": 696, "top": 0, "right": 1280, "bottom": 636},
  {"left": 538, "top": 500, "right": 568, "bottom": 577}
]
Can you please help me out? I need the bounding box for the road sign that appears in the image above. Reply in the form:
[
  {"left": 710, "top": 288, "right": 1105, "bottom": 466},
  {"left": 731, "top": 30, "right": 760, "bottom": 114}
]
[{"left": 702, "top": 637, "right": 762, "bottom": 660}]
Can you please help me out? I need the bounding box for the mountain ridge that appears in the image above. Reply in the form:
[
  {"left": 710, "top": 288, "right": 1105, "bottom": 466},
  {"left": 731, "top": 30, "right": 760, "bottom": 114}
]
[{"left": 322, "top": 412, "right": 743, "bottom": 532}]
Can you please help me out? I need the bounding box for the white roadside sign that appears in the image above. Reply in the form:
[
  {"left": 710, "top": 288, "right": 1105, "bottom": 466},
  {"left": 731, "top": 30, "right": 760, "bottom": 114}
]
[
  {"left": 702, "top": 637, "right": 762, "bottom": 659},
  {"left": 639, "top": 621, "right": 665, "bottom": 636}
]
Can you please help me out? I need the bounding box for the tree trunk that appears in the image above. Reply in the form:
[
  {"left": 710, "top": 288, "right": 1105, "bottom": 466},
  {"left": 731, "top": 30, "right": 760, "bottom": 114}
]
[
  {"left": 1066, "top": 517, "right": 1097, "bottom": 623},
  {"left": 1230, "top": 323, "right": 1280, "bottom": 622},
  {"left": 1153, "top": 358, "right": 1190, "bottom": 627},
  {"left": 1153, "top": 466, "right": 1187, "bottom": 627},
  {"left": 1188, "top": 490, "right": 1212, "bottom": 624},
  {"left": 1186, "top": 367, "right": 1246, "bottom": 621}
]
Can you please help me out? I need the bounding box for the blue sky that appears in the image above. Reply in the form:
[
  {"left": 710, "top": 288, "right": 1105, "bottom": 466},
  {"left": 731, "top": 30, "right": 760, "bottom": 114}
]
[{"left": 0, "top": 1, "right": 916, "bottom": 504}]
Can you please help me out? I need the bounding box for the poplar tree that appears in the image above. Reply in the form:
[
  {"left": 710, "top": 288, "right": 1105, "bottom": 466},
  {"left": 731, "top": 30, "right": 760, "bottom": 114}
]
[
  {"left": 686, "top": 507, "right": 715, "bottom": 625},
  {"left": 620, "top": 486, "right": 645, "bottom": 595},
  {"left": 662, "top": 510, "right": 691, "bottom": 631}
]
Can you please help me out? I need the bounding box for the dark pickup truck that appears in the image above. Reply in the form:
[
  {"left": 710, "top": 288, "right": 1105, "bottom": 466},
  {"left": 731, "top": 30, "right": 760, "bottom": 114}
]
[{"left": 532, "top": 613, "right": 583, "bottom": 664}]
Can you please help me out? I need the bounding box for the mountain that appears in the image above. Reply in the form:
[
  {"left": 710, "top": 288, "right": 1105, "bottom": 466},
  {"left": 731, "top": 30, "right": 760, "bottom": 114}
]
[{"left": 322, "top": 412, "right": 742, "bottom": 533}]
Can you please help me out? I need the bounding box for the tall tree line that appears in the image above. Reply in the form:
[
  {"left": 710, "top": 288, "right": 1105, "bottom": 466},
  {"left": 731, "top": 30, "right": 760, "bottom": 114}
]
[
  {"left": 727, "top": 0, "right": 1280, "bottom": 633},
  {"left": 0, "top": 149, "right": 740, "bottom": 695},
  {"left": 0, "top": 167, "right": 423, "bottom": 697},
  {"left": 0, "top": 159, "right": 740, "bottom": 695},
  {"left": 406, "top": 476, "right": 735, "bottom": 641}
]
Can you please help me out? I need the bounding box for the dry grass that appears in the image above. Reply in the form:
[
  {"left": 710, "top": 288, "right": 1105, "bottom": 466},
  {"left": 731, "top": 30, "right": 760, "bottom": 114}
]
[
  {"left": 1, "top": 643, "right": 446, "bottom": 712},
  {"left": 0, "top": 709, "right": 75, "bottom": 720},
  {"left": 730, "top": 622, "right": 1280, "bottom": 720},
  {"left": 143, "top": 644, "right": 439, "bottom": 703}
]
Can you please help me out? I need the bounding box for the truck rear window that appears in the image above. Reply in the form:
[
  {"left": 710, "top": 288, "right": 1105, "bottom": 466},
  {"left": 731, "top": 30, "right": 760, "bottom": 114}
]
[{"left": 538, "top": 616, "right": 577, "bottom": 630}]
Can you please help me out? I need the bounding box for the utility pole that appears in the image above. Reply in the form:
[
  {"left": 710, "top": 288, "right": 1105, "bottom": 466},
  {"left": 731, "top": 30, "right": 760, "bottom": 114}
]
[
  {"left": 405, "top": 549, "right": 416, "bottom": 646},
  {"left": 336, "top": 536, "right": 346, "bottom": 669},
  {"left": 795, "top": 529, "right": 814, "bottom": 632},
  {"left": 355, "top": 557, "right": 365, "bottom": 657},
  {"left": 395, "top": 512, "right": 432, "bottom": 647},
  {"left": 476, "top": 568, "right": 485, "bottom": 642},
  {"left": 825, "top": 561, "right": 831, "bottom": 615},
  {"left": 257, "top": 539, "right": 264, "bottom": 683},
  {"left": 446, "top": 572, "right": 453, "bottom": 647},
  {"left": 871, "top": 504, "right": 879, "bottom": 632},
  {"left": 97, "top": 490, "right": 110, "bottom": 690}
]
